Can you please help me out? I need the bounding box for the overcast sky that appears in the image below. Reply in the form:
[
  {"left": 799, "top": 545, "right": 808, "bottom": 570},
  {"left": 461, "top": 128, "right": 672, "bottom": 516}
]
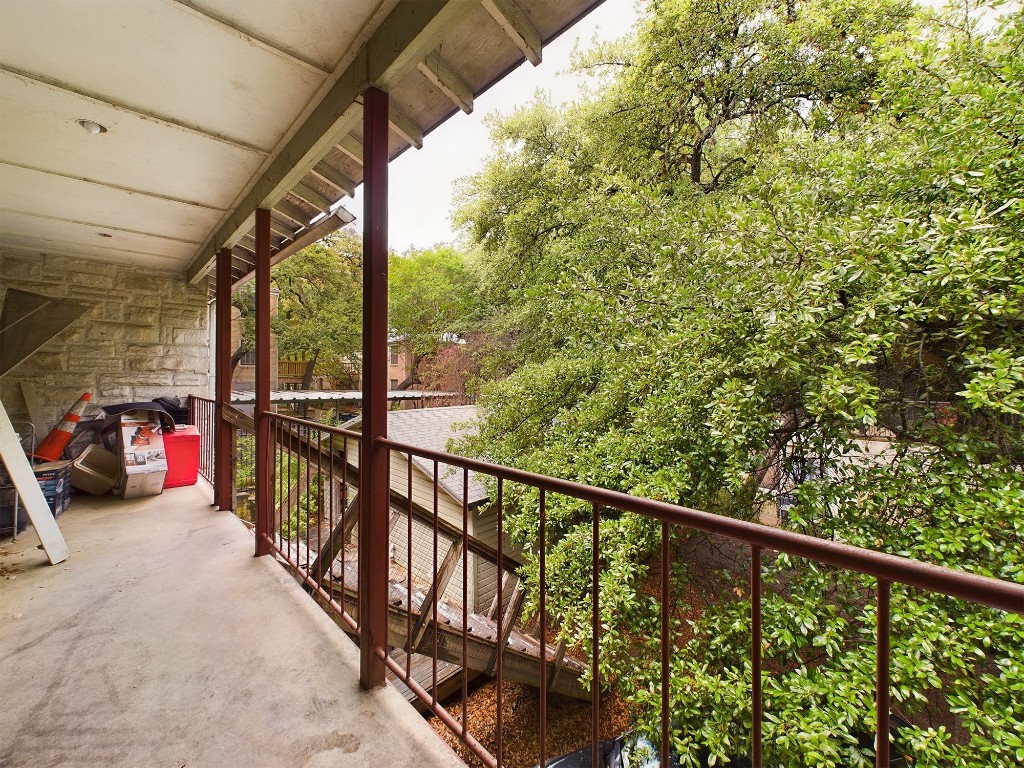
[{"left": 345, "top": 0, "right": 643, "bottom": 252}]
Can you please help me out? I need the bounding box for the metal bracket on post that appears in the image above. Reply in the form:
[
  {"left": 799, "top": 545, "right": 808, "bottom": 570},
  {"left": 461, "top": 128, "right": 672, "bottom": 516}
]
[{"left": 359, "top": 85, "right": 390, "bottom": 689}]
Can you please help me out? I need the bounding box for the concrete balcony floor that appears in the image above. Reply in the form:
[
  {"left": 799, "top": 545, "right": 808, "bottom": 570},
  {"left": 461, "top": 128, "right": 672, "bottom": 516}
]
[{"left": 0, "top": 485, "right": 466, "bottom": 768}]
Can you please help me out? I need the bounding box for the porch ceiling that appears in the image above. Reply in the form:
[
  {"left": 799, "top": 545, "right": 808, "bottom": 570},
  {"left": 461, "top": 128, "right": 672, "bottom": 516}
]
[{"left": 0, "top": 0, "right": 604, "bottom": 288}]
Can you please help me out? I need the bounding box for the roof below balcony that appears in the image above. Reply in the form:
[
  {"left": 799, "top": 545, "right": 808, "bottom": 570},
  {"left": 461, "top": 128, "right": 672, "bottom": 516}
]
[{"left": 0, "top": 0, "right": 605, "bottom": 289}]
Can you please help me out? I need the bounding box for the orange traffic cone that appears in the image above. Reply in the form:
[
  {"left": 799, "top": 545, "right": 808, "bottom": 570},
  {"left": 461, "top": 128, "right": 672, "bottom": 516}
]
[{"left": 33, "top": 392, "right": 91, "bottom": 461}]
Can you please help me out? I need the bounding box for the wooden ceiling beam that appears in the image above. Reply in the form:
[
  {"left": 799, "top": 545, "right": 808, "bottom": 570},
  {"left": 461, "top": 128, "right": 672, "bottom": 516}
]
[
  {"left": 291, "top": 181, "right": 333, "bottom": 213},
  {"left": 336, "top": 135, "right": 364, "bottom": 164},
  {"left": 232, "top": 209, "right": 354, "bottom": 289},
  {"left": 482, "top": 0, "right": 541, "bottom": 66},
  {"left": 274, "top": 199, "right": 312, "bottom": 228},
  {"left": 312, "top": 162, "right": 357, "bottom": 197},
  {"left": 188, "top": 0, "right": 479, "bottom": 283},
  {"left": 418, "top": 51, "right": 473, "bottom": 114},
  {"left": 388, "top": 102, "right": 424, "bottom": 149}
]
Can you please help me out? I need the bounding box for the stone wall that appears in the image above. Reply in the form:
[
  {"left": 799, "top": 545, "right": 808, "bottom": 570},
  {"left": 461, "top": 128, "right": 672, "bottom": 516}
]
[{"left": 0, "top": 248, "right": 210, "bottom": 431}]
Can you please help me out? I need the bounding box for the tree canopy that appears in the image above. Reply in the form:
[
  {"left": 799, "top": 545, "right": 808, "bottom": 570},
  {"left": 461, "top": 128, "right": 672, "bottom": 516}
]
[
  {"left": 388, "top": 245, "right": 479, "bottom": 358},
  {"left": 271, "top": 230, "right": 362, "bottom": 387},
  {"left": 455, "top": 1, "right": 1023, "bottom": 765}
]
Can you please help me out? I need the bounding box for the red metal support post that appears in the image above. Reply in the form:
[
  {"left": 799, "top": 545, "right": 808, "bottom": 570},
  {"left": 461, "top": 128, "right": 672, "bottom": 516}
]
[
  {"left": 359, "top": 85, "right": 390, "bottom": 689},
  {"left": 214, "top": 247, "right": 233, "bottom": 511},
  {"left": 254, "top": 208, "right": 272, "bottom": 557}
]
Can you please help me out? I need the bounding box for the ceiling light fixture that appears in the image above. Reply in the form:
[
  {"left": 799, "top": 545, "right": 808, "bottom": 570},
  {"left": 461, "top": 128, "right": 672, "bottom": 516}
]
[{"left": 77, "top": 119, "right": 108, "bottom": 135}]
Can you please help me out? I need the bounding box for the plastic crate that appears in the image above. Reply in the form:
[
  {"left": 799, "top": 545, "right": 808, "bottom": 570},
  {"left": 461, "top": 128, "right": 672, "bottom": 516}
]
[
  {"left": 71, "top": 444, "right": 119, "bottom": 496},
  {"left": 164, "top": 426, "right": 200, "bottom": 488}
]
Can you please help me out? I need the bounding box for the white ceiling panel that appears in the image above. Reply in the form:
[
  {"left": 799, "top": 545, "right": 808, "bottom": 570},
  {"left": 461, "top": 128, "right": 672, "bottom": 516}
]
[
  {"left": 0, "top": 210, "right": 194, "bottom": 262},
  {"left": 184, "top": 0, "right": 398, "bottom": 74},
  {"left": 0, "top": 164, "right": 223, "bottom": 244},
  {"left": 0, "top": 231, "right": 186, "bottom": 271},
  {"left": 0, "top": 0, "right": 327, "bottom": 150},
  {"left": 0, "top": 71, "right": 264, "bottom": 209},
  {"left": 0, "top": 0, "right": 605, "bottom": 278}
]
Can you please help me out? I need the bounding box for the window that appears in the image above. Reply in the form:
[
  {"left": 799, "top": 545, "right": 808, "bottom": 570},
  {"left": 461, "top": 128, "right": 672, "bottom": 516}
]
[
  {"left": 390, "top": 348, "right": 399, "bottom": 365},
  {"left": 239, "top": 350, "right": 256, "bottom": 366},
  {"left": 389, "top": 379, "right": 399, "bottom": 390}
]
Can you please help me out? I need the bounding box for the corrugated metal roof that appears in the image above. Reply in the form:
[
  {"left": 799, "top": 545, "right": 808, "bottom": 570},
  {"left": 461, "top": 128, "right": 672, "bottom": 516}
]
[{"left": 230, "top": 389, "right": 454, "bottom": 404}]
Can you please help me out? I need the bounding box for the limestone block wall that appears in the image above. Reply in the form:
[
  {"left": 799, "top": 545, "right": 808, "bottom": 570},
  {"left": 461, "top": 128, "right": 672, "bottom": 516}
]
[{"left": 0, "top": 248, "right": 210, "bottom": 431}]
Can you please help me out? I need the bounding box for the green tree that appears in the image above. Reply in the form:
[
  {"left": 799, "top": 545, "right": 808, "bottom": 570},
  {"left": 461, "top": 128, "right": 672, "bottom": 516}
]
[
  {"left": 230, "top": 282, "right": 255, "bottom": 373},
  {"left": 457, "top": 2, "right": 1023, "bottom": 765},
  {"left": 602, "top": 0, "right": 914, "bottom": 189},
  {"left": 272, "top": 230, "right": 362, "bottom": 388},
  {"left": 388, "top": 245, "right": 478, "bottom": 360}
]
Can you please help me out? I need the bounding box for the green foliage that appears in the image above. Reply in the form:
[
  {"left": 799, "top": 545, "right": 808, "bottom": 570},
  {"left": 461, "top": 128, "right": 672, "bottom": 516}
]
[
  {"left": 231, "top": 283, "right": 256, "bottom": 362},
  {"left": 388, "top": 246, "right": 479, "bottom": 357},
  {"left": 233, "top": 431, "right": 321, "bottom": 539},
  {"left": 457, "top": 1, "right": 1023, "bottom": 765},
  {"left": 602, "top": 0, "right": 915, "bottom": 187},
  {"left": 271, "top": 230, "right": 362, "bottom": 371}
]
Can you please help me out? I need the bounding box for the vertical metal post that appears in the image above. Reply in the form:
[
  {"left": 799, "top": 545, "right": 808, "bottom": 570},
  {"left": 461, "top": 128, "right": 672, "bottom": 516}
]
[
  {"left": 661, "top": 522, "right": 671, "bottom": 768},
  {"left": 751, "top": 545, "right": 763, "bottom": 768},
  {"left": 254, "top": 208, "right": 272, "bottom": 557},
  {"left": 591, "top": 503, "right": 601, "bottom": 768},
  {"left": 876, "top": 580, "right": 891, "bottom": 768},
  {"left": 359, "top": 85, "right": 389, "bottom": 689},
  {"left": 214, "top": 247, "right": 233, "bottom": 511}
]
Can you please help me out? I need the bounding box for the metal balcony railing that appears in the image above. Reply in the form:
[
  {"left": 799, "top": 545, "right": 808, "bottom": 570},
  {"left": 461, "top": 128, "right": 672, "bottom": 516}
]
[
  {"left": 188, "top": 395, "right": 215, "bottom": 486},
  {"left": 193, "top": 408, "right": 1024, "bottom": 768}
]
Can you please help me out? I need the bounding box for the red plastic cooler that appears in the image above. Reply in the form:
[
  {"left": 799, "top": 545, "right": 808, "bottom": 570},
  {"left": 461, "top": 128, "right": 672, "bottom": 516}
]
[{"left": 163, "top": 425, "right": 200, "bottom": 488}]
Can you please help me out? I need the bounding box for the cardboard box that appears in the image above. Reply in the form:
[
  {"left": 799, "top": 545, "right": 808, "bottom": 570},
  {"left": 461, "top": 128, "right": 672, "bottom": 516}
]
[
  {"left": 2, "top": 461, "right": 71, "bottom": 531},
  {"left": 30, "top": 461, "right": 72, "bottom": 518},
  {"left": 104, "top": 409, "right": 167, "bottom": 499}
]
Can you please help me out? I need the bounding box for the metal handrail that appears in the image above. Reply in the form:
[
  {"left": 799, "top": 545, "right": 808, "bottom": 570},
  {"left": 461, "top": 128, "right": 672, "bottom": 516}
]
[
  {"left": 249, "top": 410, "right": 1024, "bottom": 768},
  {"left": 379, "top": 436, "right": 1024, "bottom": 615},
  {"left": 378, "top": 433, "right": 1024, "bottom": 768}
]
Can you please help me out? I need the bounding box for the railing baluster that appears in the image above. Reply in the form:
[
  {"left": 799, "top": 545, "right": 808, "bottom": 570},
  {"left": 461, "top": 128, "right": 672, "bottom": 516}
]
[
  {"left": 276, "top": 421, "right": 283, "bottom": 554},
  {"left": 288, "top": 423, "right": 294, "bottom": 563},
  {"left": 592, "top": 502, "right": 600, "bottom": 768},
  {"left": 407, "top": 452, "right": 413, "bottom": 680},
  {"left": 304, "top": 424, "right": 311, "bottom": 568},
  {"left": 539, "top": 488, "right": 547, "bottom": 768},
  {"left": 751, "top": 545, "right": 763, "bottom": 768},
  {"left": 496, "top": 477, "right": 505, "bottom": 768},
  {"left": 876, "top": 579, "right": 891, "bottom": 768},
  {"left": 341, "top": 433, "right": 348, "bottom": 617},
  {"left": 661, "top": 521, "right": 670, "bottom": 768},
  {"left": 315, "top": 424, "right": 322, "bottom": 571},
  {"left": 462, "top": 468, "right": 470, "bottom": 735},
  {"left": 328, "top": 427, "right": 335, "bottom": 605},
  {"left": 433, "top": 458, "right": 439, "bottom": 708}
]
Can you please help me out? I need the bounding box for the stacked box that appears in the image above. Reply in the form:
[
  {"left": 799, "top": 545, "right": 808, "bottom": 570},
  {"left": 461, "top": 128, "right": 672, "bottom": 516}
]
[
  {"left": 0, "top": 461, "right": 71, "bottom": 533},
  {"left": 30, "top": 461, "right": 72, "bottom": 518},
  {"left": 103, "top": 410, "right": 167, "bottom": 499}
]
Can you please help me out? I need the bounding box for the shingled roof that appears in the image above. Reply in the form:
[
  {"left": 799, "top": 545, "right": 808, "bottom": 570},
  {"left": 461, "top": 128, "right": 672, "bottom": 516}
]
[{"left": 348, "top": 406, "right": 488, "bottom": 506}]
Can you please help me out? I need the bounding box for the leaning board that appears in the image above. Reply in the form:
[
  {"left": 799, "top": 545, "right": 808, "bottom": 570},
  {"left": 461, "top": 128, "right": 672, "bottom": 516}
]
[{"left": 0, "top": 401, "right": 68, "bottom": 564}]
